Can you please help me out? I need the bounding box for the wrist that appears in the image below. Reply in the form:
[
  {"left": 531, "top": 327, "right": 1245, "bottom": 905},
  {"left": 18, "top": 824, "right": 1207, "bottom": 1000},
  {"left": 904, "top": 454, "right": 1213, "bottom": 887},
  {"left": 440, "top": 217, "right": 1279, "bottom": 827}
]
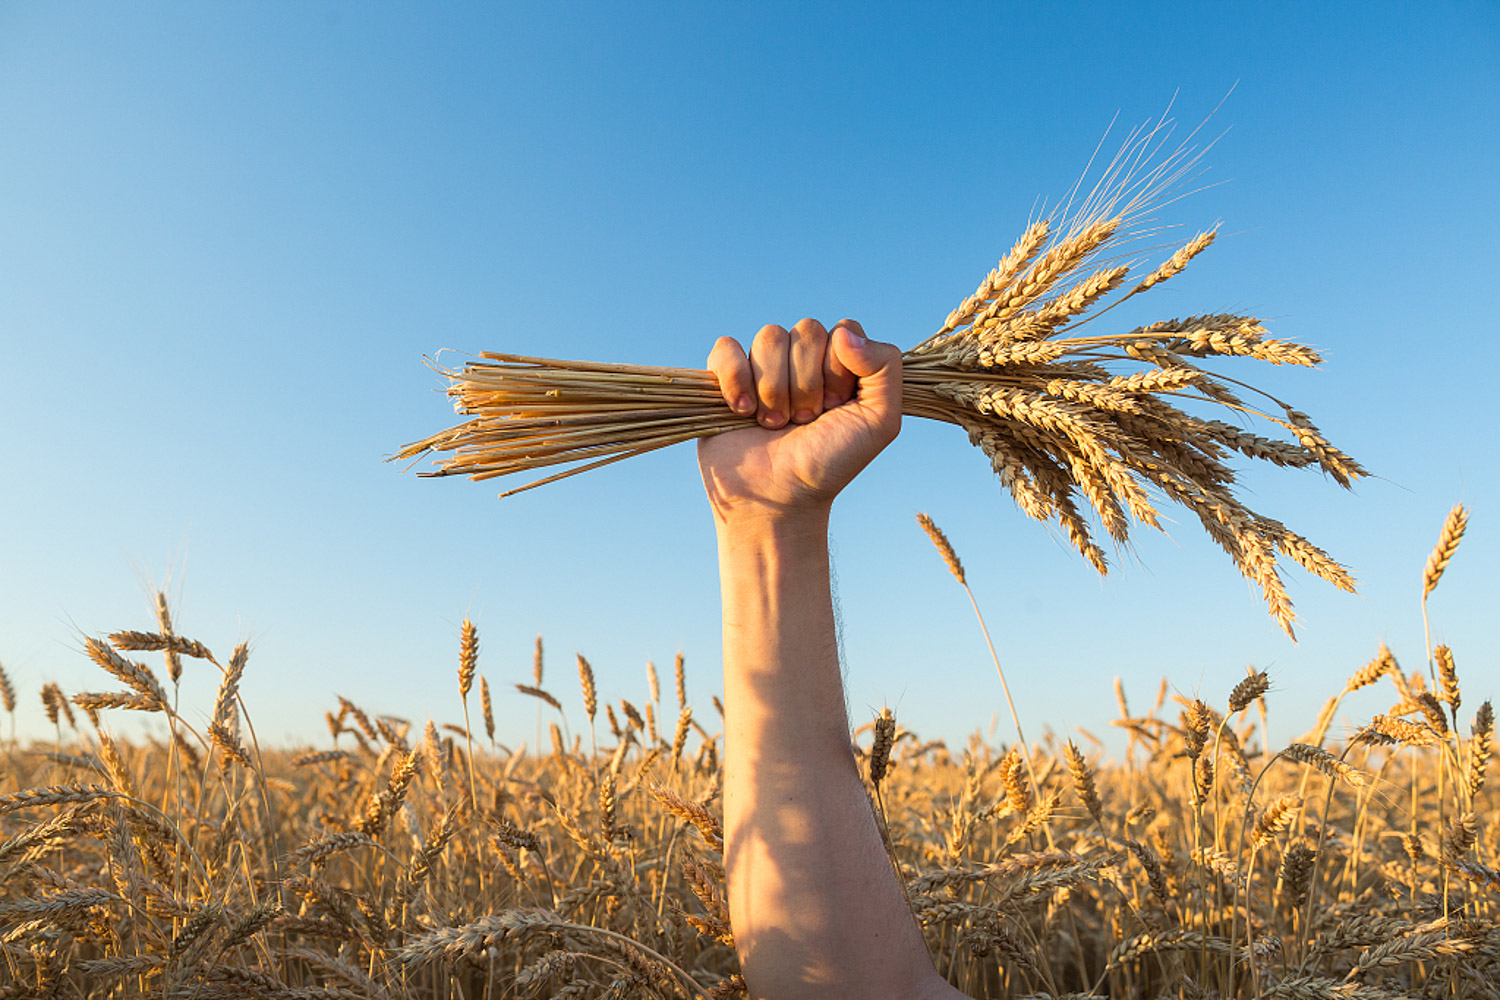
[{"left": 711, "top": 500, "right": 831, "bottom": 546}]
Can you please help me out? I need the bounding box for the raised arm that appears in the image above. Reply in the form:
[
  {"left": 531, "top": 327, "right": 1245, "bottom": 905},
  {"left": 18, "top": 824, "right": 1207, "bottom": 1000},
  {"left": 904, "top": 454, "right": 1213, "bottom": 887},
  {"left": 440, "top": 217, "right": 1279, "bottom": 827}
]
[{"left": 698, "top": 319, "right": 964, "bottom": 1000}]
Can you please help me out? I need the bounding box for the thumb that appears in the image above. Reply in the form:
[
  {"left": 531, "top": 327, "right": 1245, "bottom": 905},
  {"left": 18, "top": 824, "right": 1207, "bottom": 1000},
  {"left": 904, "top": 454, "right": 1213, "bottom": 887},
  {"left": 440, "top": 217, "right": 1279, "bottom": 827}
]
[{"left": 832, "top": 325, "right": 902, "bottom": 436}]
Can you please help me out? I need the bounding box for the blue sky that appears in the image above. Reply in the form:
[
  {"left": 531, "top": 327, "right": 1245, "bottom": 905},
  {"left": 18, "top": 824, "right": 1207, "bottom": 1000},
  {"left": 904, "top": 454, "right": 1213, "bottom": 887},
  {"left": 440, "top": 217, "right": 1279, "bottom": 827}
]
[{"left": 1, "top": 2, "right": 1496, "bottom": 753}]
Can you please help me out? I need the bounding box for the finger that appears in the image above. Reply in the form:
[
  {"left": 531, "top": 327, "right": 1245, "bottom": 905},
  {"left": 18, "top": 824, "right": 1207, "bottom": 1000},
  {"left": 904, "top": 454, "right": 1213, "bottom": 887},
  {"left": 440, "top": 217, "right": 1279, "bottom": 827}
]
[
  {"left": 823, "top": 318, "right": 862, "bottom": 408},
  {"left": 830, "top": 324, "right": 902, "bottom": 447},
  {"left": 748, "top": 323, "right": 790, "bottom": 428},
  {"left": 788, "top": 318, "right": 828, "bottom": 423},
  {"left": 706, "top": 336, "right": 756, "bottom": 415}
]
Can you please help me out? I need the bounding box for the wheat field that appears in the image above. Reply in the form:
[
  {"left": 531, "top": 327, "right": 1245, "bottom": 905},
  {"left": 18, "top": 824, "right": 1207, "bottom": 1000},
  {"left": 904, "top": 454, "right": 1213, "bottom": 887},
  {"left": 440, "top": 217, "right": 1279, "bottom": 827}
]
[{"left": 0, "top": 506, "right": 1493, "bottom": 999}]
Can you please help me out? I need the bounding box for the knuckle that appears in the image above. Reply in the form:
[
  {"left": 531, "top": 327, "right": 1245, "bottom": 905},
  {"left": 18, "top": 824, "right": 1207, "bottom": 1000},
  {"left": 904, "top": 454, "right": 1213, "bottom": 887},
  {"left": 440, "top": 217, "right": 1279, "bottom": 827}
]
[
  {"left": 792, "top": 317, "right": 828, "bottom": 338},
  {"left": 755, "top": 324, "right": 788, "bottom": 347}
]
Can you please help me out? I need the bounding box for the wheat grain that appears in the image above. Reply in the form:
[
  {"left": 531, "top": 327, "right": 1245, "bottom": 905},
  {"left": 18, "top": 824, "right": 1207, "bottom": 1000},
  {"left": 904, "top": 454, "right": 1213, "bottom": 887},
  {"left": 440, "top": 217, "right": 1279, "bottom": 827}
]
[
  {"left": 1281, "top": 744, "right": 1368, "bottom": 788},
  {"left": 916, "top": 513, "right": 966, "bottom": 585},
  {"left": 0, "top": 784, "right": 119, "bottom": 814},
  {"left": 153, "top": 591, "right": 186, "bottom": 686},
  {"left": 39, "top": 683, "right": 65, "bottom": 727},
  {"left": 479, "top": 676, "right": 495, "bottom": 742},
  {"left": 110, "top": 628, "right": 217, "bottom": 667},
  {"left": 1443, "top": 813, "right": 1478, "bottom": 862},
  {"left": 338, "top": 697, "right": 378, "bottom": 741},
  {"left": 0, "top": 889, "right": 121, "bottom": 920},
  {"left": 646, "top": 783, "right": 722, "bottom": 853},
  {"left": 286, "top": 832, "right": 378, "bottom": 869},
  {"left": 488, "top": 819, "right": 542, "bottom": 854},
  {"left": 1278, "top": 842, "right": 1315, "bottom": 908},
  {"left": 1230, "top": 669, "right": 1271, "bottom": 714},
  {"left": 291, "top": 749, "right": 352, "bottom": 768},
  {"left": 1183, "top": 700, "right": 1212, "bottom": 758},
  {"left": 0, "top": 661, "right": 16, "bottom": 715},
  {"left": 515, "top": 684, "right": 562, "bottom": 712},
  {"left": 1470, "top": 701, "right": 1493, "bottom": 799},
  {"left": 1124, "top": 839, "right": 1170, "bottom": 905},
  {"left": 73, "top": 690, "right": 160, "bottom": 713},
  {"left": 619, "top": 699, "right": 644, "bottom": 734},
  {"left": 1362, "top": 714, "right": 1443, "bottom": 748},
  {"left": 209, "top": 722, "right": 253, "bottom": 771},
  {"left": 869, "top": 707, "right": 896, "bottom": 785},
  {"left": 670, "top": 706, "right": 692, "bottom": 771},
  {"left": 1423, "top": 503, "right": 1469, "bottom": 598},
  {"left": 212, "top": 642, "right": 249, "bottom": 732},
  {"left": 1132, "top": 228, "right": 1217, "bottom": 294},
  {"left": 1346, "top": 644, "right": 1398, "bottom": 694},
  {"left": 1266, "top": 975, "right": 1410, "bottom": 999},
  {"left": 219, "top": 898, "right": 283, "bottom": 953},
  {"left": 1414, "top": 692, "right": 1451, "bottom": 734},
  {"left": 1345, "top": 924, "right": 1474, "bottom": 979},
  {"left": 577, "top": 655, "right": 598, "bottom": 723},
  {"left": 1064, "top": 741, "right": 1102, "bottom": 824},
  {"left": 375, "top": 715, "right": 408, "bottom": 749},
  {"left": 1435, "top": 644, "right": 1460, "bottom": 712},
  {"left": 1446, "top": 857, "right": 1500, "bottom": 891},
  {"left": 458, "top": 619, "right": 477, "bottom": 699},
  {"left": 1109, "top": 928, "right": 1231, "bottom": 968},
  {"left": 84, "top": 637, "right": 167, "bottom": 710},
  {"left": 0, "top": 809, "right": 90, "bottom": 864},
  {"left": 169, "top": 901, "right": 224, "bottom": 966},
  {"left": 1251, "top": 795, "right": 1302, "bottom": 849}
]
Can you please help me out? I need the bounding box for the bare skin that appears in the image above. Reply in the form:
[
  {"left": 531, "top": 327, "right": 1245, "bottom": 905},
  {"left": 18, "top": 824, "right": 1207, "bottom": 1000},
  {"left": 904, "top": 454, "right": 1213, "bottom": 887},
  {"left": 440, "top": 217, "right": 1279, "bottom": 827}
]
[{"left": 699, "top": 319, "right": 966, "bottom": 1000}]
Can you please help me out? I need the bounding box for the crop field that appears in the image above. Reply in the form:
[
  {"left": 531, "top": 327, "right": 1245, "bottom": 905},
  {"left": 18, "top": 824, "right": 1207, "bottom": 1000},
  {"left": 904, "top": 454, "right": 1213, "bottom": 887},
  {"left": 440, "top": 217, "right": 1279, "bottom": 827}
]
[{"left": 0, "top": 509, "right": 1494, "bottom": 1000}]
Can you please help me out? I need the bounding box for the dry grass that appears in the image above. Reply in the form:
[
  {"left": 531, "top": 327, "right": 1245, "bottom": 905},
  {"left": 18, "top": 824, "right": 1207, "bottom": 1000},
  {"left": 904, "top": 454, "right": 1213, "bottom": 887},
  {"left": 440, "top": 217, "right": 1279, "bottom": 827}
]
[
  {"left": 396, "top": 120, "right": 1363, "bottom": 638},
  {"left": 1, "top": 510, "right": 1492, "bottom": 999}
]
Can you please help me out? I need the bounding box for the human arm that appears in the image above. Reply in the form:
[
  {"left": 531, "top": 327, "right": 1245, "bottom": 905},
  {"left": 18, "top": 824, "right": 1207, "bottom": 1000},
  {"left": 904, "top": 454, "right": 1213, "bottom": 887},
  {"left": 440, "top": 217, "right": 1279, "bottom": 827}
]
[{"left": 698, "top": 319, "right": 965, "bottom": 1000}]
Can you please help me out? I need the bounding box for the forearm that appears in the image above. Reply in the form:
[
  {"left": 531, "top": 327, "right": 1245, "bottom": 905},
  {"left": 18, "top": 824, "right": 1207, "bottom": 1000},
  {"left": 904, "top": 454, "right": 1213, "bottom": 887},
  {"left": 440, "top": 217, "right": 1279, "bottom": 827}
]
[{"left": 716, "top": 509, "right": 952, "bottom": 1000}]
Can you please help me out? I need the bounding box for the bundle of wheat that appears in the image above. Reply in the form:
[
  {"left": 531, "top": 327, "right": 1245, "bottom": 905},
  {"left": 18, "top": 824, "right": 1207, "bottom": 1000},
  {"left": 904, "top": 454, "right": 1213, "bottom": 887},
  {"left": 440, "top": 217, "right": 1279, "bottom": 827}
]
[{"left": 397, "top": 124, "right": 1363, "bottom": 636}]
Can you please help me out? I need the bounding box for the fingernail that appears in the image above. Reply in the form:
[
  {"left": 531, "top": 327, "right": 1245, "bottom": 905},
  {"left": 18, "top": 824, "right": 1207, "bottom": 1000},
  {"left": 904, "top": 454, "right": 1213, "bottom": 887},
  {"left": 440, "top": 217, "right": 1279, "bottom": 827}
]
[
  {"left": 839, "top": 325, "right": 866, "bottom": 341},
  {"left": 823, "top": 392, "right": 841, "bottom": 409},
  {"left": 793, "top": 409, "right": 815, "bottom": 424},
  {"left": 735, "top": 395, "right": 754, "bottom": 414},
  {"left": 762, "top": 411, "right": 786, "bottom": 428}
]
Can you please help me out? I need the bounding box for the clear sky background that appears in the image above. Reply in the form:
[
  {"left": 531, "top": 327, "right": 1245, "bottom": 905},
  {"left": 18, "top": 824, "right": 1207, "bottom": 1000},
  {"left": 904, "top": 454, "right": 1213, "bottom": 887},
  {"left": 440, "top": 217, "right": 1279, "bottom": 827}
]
[{"left": 1, "top": 2, "right": 1496, "bottom": 754}]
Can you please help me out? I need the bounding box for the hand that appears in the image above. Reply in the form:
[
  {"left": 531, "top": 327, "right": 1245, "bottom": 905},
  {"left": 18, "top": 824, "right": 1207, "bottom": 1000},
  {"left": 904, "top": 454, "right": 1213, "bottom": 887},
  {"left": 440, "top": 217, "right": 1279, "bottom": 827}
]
[{"left": 697, "top": 318, "right": 902, "bottom": 525}]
